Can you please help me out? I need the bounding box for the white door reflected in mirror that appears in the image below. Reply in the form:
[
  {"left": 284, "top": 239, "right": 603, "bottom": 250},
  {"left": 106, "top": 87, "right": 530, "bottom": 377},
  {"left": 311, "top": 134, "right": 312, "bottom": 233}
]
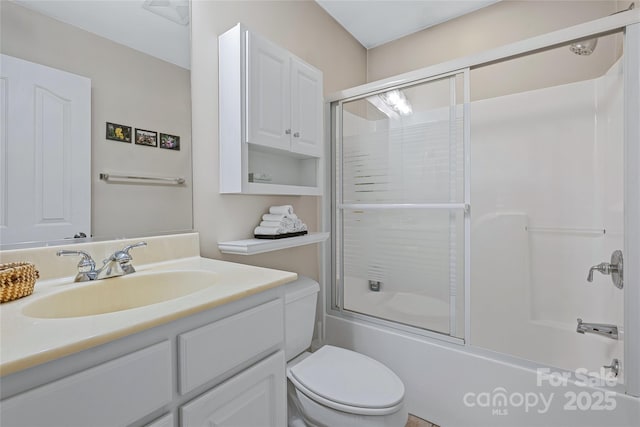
[{"left": 0, "top": 54, "right": 91, "bottom": 244}]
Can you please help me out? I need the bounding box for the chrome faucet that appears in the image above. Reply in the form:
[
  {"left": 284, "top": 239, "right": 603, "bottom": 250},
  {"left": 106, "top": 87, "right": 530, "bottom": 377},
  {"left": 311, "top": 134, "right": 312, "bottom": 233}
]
[
  {"left": 576, "top": 318, "right": 619, "bottom": 340},
  {"left": 57, "top": 241, "right": 147, "bottom": 282}
]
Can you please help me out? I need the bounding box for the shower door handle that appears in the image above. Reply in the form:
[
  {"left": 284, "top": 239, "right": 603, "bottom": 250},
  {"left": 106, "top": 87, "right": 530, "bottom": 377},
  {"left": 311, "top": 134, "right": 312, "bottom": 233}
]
[{"left": 587, "top": 250, "right": 623, "bottom": 289}]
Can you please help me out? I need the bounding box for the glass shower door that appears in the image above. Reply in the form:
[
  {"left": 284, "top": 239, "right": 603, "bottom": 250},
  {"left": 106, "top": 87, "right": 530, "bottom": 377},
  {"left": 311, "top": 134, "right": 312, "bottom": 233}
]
[{"left": 334, "top": 71, "right": 468, "bottom": 339}]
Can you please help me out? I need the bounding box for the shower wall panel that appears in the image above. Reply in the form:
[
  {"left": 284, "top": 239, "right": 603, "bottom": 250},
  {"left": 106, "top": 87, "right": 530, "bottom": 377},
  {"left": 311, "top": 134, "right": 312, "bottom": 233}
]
[{"left": 470, "top": 61, "right": 624, "bottom": 375}]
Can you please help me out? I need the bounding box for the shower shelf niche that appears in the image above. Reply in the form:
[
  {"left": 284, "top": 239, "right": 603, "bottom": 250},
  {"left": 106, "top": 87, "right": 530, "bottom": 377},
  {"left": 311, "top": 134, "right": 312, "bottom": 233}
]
[{"left": 218, "top": 232, "right": 330, "bottom": 255}]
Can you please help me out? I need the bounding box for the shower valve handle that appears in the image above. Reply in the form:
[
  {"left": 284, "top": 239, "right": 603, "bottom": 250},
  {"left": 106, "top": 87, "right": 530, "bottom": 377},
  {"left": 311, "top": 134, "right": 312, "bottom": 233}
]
[
  {"left": 586, "top": 250, "right": 623, "bottom": 289},
  {"left": 587, "top": 262, "right": 612, "bottom": 281}
]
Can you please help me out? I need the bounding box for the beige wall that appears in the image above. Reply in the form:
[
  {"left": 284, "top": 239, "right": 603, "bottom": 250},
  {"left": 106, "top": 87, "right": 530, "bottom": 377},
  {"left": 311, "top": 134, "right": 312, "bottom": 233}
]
[
  {"left": 1, "top": 2, "right": 192, "bottom": 240},
  {"left": 191, "top": 0, "right": 366, "bottom": 279},
  {"left": 366, "top": 0, "right": 633, "bottom": 101},
  {"left": 367, "top": 0, "right": 625, "bottom": 82}
]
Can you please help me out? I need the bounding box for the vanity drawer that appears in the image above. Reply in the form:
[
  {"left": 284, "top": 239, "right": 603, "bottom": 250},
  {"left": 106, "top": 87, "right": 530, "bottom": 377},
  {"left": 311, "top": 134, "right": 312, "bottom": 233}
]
[
  {"left": 0, "top": 341, "right": 172, "bottom": 427},
  {"left": 178, "top": 298, "right": 283, "bottom": 394}
]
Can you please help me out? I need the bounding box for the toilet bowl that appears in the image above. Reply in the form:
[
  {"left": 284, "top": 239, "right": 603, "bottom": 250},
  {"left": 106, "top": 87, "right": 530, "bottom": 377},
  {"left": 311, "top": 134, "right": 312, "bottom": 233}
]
[{"left": 284, "top": 277, "right": 408, "bottom": 427}]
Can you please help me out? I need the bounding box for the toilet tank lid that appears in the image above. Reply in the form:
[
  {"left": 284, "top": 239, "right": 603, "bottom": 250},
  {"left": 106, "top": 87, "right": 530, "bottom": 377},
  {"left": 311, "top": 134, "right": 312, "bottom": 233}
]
[
  {"left": 284, "top": 276, "right": 320, "bottom": 303},
  {"left": 288, "top": 345, "right": 405, "bottom": 410}
]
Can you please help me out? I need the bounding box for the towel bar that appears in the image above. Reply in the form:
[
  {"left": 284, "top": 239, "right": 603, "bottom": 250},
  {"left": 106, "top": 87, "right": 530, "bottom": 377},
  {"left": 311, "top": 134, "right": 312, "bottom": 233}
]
[{"left": 99, "top": 173, "right": 185, "bottom": 185}]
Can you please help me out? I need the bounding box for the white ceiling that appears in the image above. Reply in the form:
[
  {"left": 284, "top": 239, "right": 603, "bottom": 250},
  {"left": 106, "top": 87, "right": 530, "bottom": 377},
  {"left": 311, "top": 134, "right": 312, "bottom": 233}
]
[
  {"left": 14, "top": 0, "right": 190, "bottom": 69},
  {"left": 316, "top": 0, "right": 499, "bottom": 49},
  {"left": 15, "top": 0, "right": 500, "bottom": 70}
]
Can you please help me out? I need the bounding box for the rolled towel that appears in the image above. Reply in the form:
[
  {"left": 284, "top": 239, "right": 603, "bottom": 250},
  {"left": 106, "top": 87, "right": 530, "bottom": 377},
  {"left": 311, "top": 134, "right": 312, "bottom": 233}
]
[
  {"left": 254, "top": 226, "right": 284, "bottom": 235},
  {"left": 269, "top": 205, "right": 294, "bottom": 215}
]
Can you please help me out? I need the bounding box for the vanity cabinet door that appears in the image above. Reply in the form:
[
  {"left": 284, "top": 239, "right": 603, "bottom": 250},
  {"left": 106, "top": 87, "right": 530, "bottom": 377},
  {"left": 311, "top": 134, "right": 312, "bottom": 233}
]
[
  {"left": 180, "top": 351, "right": 286, "bottom": 427},
  {"left": 0, "top": 341, "right": 172, "bottom": 427},
  {"left": 246, "top": 30, "right": 291, "bottom": 151}
]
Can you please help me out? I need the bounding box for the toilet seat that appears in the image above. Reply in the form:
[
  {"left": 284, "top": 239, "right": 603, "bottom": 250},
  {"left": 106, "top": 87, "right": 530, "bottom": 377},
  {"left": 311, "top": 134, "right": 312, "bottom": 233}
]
[{"left": 287, "top": 345, "right": 405, "bottom": 416}]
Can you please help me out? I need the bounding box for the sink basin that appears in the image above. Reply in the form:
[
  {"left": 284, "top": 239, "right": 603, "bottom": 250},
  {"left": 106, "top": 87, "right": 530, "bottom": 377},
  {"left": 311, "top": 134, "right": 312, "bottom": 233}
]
[{"left": 22, "top": 270, "right": 218, "bottom": 318}]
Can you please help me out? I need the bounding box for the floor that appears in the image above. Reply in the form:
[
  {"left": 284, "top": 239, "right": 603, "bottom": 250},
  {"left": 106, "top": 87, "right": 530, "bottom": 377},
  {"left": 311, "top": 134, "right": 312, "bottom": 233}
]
[{"left": 406, "top": 414, "right": 439, "bottom": 427}]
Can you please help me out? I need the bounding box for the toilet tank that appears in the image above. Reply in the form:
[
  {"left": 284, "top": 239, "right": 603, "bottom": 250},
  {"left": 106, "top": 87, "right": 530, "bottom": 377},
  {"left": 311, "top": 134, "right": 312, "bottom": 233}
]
[{"left": 284, "top": 276, "right": 320, "bottom": 361}]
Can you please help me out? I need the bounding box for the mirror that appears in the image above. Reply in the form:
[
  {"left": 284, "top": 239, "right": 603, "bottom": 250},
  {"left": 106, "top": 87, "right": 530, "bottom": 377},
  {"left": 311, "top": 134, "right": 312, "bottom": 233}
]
[{"left": 0, "top": 0, "right": 192, "bottom": 248}]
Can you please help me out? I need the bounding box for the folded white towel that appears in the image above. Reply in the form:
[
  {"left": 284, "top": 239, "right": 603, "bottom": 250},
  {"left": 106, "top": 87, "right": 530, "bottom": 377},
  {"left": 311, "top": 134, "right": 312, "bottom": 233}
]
[
  {"left": 269, "top": 205, "right": 294, "bottom": 215},
  {"left": 262, "top": 213, "right": 285, "bottom": 222},
  {"left": 259, "top": 220, "right": 283, "bottom": 227},
  {"left": 254, "top": 226, "right": 283, "bottom": 235}
]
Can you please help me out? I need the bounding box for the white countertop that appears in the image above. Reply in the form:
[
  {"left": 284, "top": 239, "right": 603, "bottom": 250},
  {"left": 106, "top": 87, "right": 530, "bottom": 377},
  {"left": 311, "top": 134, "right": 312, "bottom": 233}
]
[{"left": 0, "top": 256, "right": 297, "bottom": 376}]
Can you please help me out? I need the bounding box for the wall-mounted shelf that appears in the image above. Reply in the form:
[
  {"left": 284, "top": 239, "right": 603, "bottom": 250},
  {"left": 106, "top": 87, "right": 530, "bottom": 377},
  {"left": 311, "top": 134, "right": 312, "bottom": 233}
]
[{"left": 218, "top": 232, "right": 330, "bottom": 255}]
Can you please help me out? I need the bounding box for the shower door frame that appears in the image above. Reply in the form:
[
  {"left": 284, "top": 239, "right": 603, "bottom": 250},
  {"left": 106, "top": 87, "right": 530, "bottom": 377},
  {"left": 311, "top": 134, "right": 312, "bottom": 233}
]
[
  {"left": 324, "top": 11, "right": 640, "bottom": 397},
  {"left": 332, "top": 69, "right": 471, "bottom": 345}
]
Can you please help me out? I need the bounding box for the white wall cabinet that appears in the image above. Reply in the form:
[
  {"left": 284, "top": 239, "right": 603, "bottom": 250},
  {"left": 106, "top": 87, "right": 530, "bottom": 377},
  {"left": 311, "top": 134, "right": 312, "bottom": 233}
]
[
  {"left": 219, "top": 23, "right": 323, "bottom": 195},
  {"left": 0, "top": 290, "right": 286, "bottom": 427}
]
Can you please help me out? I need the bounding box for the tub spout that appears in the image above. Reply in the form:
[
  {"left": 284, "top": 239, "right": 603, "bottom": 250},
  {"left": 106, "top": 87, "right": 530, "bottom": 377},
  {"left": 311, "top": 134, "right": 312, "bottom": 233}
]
[{"left": 576, "top": 318, "right": 618, "bottom": 340}]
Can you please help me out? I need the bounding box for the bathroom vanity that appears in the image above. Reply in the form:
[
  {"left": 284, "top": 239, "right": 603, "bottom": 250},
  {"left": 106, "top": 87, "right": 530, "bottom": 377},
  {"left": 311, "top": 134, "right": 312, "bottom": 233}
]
[{"left": 0, "top": 233, "right": 296, "bottom": 427}]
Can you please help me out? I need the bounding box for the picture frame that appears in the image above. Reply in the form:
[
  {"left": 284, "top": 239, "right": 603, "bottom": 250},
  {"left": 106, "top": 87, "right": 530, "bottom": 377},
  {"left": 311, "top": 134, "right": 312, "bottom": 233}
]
[
  {"left": 105, "top": 122, "right": 131, "bottom": 143},
  {"left": 134, "top": 128, "right": 158, "bottom": 147},
  {"left": 159, "top": 133, "right": 180, "bottom": 151}
]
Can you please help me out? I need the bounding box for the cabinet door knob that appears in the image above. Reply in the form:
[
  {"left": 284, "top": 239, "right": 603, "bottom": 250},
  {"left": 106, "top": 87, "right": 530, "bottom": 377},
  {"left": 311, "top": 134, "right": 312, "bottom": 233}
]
[
  {"left": 285, "top": 129, "right": 291, "bottom": 135},
  {"left": 293, "top": 132, "right": 300, "bottom": 138}
]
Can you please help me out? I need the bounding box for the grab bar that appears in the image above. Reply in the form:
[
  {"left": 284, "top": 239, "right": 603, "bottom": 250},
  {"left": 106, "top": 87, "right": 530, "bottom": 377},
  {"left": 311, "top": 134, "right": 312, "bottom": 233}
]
[
  {"left": 525, "top": 226, "right": 605, "bottom": 236},
  {"left": 99, "top": 173, "right": 185, "bottom": 185},
  {"left": 339, "top": 203, "right": 470, "bottom": 213}
]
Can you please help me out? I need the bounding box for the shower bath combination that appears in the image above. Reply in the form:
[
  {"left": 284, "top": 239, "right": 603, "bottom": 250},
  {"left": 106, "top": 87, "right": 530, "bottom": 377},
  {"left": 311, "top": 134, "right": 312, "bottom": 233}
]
[{"left": 328, "top": 4, "right": 640, "bottom": 424}]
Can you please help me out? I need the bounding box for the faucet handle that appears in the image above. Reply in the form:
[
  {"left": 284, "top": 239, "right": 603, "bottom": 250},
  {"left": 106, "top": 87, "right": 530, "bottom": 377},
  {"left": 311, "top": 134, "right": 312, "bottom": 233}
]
[
  {"left": 120, "top": 241, "right": 147, "bottom": 257},
  {"left": 110, "top": 241, "right": 147, "bottom": 274},
  {"left": 586, "top": 250, "right": 623, "bottom": 289},
  {"left": 56, "top": 250, "right": 96, "bottom": 273},
  {"left": 587, "top": 262, "right": 609, "bottom": 282}
]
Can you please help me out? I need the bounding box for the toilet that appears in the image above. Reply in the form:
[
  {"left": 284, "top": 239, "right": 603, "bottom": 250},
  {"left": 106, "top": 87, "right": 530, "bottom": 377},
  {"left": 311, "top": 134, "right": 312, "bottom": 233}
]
[{"left": 284, "top": 276, "right": 408, "bottom": 427}]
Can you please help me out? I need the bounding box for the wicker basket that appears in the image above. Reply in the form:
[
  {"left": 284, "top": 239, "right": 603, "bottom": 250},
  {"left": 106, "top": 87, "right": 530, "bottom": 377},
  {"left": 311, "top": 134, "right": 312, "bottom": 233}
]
[{"left": 0, "top": 262, "right": 39, "bottom": 303}]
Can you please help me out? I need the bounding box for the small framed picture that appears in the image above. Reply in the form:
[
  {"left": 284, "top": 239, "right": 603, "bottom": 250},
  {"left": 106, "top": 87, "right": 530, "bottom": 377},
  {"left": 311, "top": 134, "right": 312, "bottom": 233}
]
[
  {"left": 134, "top": 128, "right": 158, "bottom": 147},
  {"left": 159, "top": 133, "right": 180, "bottom": 151},
  {"left": 106, "top": 122, "right": 131, "bottom": 143}
]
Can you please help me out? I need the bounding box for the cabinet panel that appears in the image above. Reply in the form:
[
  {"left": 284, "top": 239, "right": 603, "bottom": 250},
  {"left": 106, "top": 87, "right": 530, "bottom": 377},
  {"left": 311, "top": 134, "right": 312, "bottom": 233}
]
[
  {"left": 291, "top": 58, "right": 323, "bottom": 157},
  {"left": 0, "top": 341, "right": 172, "bottom": 427},
  {"left": 247, "top": 31, "right": 290, "bottom": 151},
  {"left": 180, "top": 351, "right": 286, "bottom": 427},
  {"left": 145, "top": 413, "right": 174, "bottom": 427},
  {"left": 178, "top": 298, "right": 283, "bottom": 394}
]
